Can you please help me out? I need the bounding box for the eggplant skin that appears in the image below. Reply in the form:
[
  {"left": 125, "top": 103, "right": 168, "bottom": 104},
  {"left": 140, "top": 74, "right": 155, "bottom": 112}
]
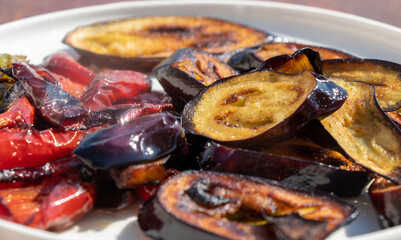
[
  {"left": 138, "top": 170, "right": 357, "bottom": 240},
  {"left": 153, "top": 48, "right": 238, "bottom": 112},
  {"left": 323, "top": 58, "right": 401, "bottom": 112},
  {"left": 200, "top": 141, "right": 371, "bottom": 197},
  {"left": 181, "top": 69, "right": 347, "bottom": 149},
  {"left": 229, "top": 42, "right": 354, "bottom": 72},
  {"left": 369, "top": 177, "right": 401, "bottom": 228},
  {"left": 63, "top": 16, "right": 270, "bottom": 72},
  {"left": 320, "top": 79, "right": 401, "bottom": 184}
]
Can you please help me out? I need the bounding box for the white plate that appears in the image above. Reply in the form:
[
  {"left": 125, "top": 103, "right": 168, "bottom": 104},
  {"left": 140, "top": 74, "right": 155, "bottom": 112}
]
[{"left": 0, "top": 1, "right": 401, "bottom": 240}]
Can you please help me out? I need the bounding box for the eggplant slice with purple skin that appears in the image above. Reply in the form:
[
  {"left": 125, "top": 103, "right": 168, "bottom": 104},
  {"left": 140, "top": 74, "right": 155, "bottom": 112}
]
[
  {"left": 138, "top": 170, "right": 357, "bottom": 240},
  {"left": 153, "top": 48, "right": 239, "bottom": 112},
  {"left": 369, "top": 177, "right": 401, "bottom": 228},
  {"left": 200, "top": 139, "right": 371, "bottom": 197},
  {"left": 319, "top": 79, "right": 401, "bottom": 184},
  {"left": 256, "top": 47, "right": 323, "bottom": 74},
  {"left": 229, "top": 42, "right": 354, "bottom": 72},
  {"left": 181, "top": 69, "right": 347, "bottom": 149},
  {"left": 63, "top": 16, "right": 270, "bottom": 72},
  {"left": 73, "top": 112, "right": 187, "bottom": 170},
  {"left": 323, "top": 58, "right": 401, "bottom": 111}
]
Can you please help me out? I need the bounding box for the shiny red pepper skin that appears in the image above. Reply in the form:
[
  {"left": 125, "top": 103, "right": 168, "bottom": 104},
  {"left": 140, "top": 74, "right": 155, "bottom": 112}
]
[
  {"left": 0, "top": 128, "right": 87, "bottom": 169},
  {"left": 11, "top": 62, "right": 88, "bottom": 130},
  {"left": 0, "top": 174, "right": 95, "bottom": 231},
  {"left": 82, "top": 70, "right": 151, "bottom": 112},
  {"left": 42, "top": 52, "right": 95, "bottom": 86},
  {"left": 0, "top": 96, "right": 34, "bottom": 128}
]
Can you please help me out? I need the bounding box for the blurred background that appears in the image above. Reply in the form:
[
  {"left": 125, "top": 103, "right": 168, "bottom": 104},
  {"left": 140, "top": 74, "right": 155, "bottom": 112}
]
[{"left": 1, "top": 0, "right": 401, "bottom": 28}]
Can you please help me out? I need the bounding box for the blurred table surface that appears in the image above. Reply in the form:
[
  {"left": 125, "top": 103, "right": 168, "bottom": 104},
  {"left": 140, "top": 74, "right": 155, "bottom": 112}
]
[{"left": 1, "top": 0, "right": 401, "bottom": 28}]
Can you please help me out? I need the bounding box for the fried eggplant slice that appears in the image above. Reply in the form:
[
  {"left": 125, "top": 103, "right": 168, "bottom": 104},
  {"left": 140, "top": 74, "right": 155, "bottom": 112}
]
[
  {"left": 153, "top": 48, "right": 238, "bottom": 112},
  {"left": 257, "top": 47, "right": 323, "bottom": 74},
  {"left": 64, "top": 16, "right": 270, "bottom": 72},
  {"left": 229, "top": 42, "right": 354, "bottom": 72},
  {"left": 181, "top": 70, "right": 347, "bottom": 148},
  {"left": 369, "top": 177, "right": 401, "bottom": 228},
  {"left": 138, "top": 170, "right": 357, "bottom": 240},
  {"left": 323, "top": 58, "right": 401, "bottom": 111},
  {"left": 320, "top": 79, "right": 401, "bottom": 183},
  {"left": 200, "top": 139, "right": 371, "bottom": 197}
]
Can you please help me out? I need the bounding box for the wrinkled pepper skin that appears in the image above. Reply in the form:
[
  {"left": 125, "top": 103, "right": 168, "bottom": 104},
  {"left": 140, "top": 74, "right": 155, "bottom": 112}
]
[
  {"left": 0, "top": 128, "right": 87, "bottom": 169},
  {"left": 82, "top": 70, "right": 151, "bottom": 112},
  {"left": 138, "top": 170, "right": 357, "bottom": 240},
  {"left": 42, "top": 52, "right": 95, "bottom": 86},
  {"left": 0, "top": 96, "right": 35, "bottom": 128},
  {"left": 74, "top": 112, "right": 187, "bottom": 169},
  {"left": 11, "top": 62, "right": 89, "bottom": 130},
  {"left": 0, "top": 174, "right": 95, "bottom": 231}
]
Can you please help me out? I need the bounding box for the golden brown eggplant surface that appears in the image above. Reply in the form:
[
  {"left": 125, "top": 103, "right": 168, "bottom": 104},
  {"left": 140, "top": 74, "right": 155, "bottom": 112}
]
[
  {"left": 63, "top": 16, "right": 269, "bottom": 71},
  {"left": 182, "top": 70, "right": 347, "bottom": 148},
  {"left": 320, "top": 79, "right": 401, "bottom": 183},
  {"left": 138, "top": 171, "right": 357, "bottom": 240},
  {"left": 153, "top": 48, "right": 238, "bottom": 112},
  {"left": 323, "top": 59, "right": 401, "bottom": 111},
  {"left": 229, "top": 42, "right": 354, "bottom": 72}
]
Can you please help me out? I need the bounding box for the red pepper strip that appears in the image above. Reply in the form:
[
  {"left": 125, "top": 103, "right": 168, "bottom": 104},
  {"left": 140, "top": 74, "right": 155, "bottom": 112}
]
[
  {"left": 0, "top": 174, "right": 95, "bottom": 231},
  {"left": 0, "top": 156, "right": 83, "bottom": 184},
  {"left": 35, "top": 67, "right": 89, "bottom": 100},
  {"left": 134, "top": 184, "right": 160, "bottom": 202},
  {"left": 11, "top": 62, "right": 88, "bottom": 130},
  {"left": 82, "top": 70, "right": 151, "bottom": 112},
  {"left": 42, "top": 52, "right": 95, "bottom": 86},
  {"left": 0, "top": 96, "right": 34, "bottom": 128},
  {"left": 0, "top": 128, "right": 86, "bottom": 169},
  {"left": 118, "top": 103, "right": 174, "bottom": 124}
]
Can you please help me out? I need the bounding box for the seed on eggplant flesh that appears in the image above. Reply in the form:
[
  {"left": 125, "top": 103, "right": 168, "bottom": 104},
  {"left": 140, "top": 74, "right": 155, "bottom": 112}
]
[
  {"left": 63, "top": 16, "right": 270, "bottom": 72},
  {"left": 182, "top": 69, "right": 347, "bottom": 148},
  {"left": 229, "top": 42, "right": 354, "bottom": 72},
  {"left": 73, "top": 112, "right": 187, "bottom": 169},
  {"left": 153, "top": 48, "right": 238, "bottom": 112},
  {"left": 323, "top": 58, "right": 401, "bottom": 111},
  {"left": 200, "top": 139, "right": 371, "bottom": 197},
  {"left": 138, "top": 170, "right": 357, "bottom": 240},
  {"left": 320, "top": 79, "right": 401, "bottom": 184},
  {"left": 369, "top": 177, "right": 401, "bottom": 228}
]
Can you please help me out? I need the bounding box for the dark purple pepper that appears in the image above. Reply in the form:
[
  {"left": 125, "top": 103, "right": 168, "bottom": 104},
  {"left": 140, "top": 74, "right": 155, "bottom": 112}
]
[
  {"left": 73, "top": 112, "right": 187, "bottom": 169},
  {"left": 11, "top": 62, "right": 88, "bottom": 130}
]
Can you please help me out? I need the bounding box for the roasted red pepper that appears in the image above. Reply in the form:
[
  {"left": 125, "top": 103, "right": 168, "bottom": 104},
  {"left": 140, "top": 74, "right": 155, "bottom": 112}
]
[
  {"left": 11, "top": 62, "right": 89, "bottom": 130},
  {"left": 0, "top": 174, "right": 95, "bottom": 231},
  {"left": 82, "top": 70, "right": 151, "bottom": 112},
  {"left": 0, "top": 96, "right": 34, "bottom": 128},
  {"left": 0, "top": 128, "right": 86, "bottom": 169},
  {"left": 42, "top": 52, "right": 95, "bottom": 86}
]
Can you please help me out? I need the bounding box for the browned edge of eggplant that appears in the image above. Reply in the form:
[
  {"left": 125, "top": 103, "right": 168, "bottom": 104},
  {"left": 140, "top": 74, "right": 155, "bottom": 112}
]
[
  {"left": 200, "top": 140, "right": 371, "bottom": 197},
  {"left": 369, "top": 177, "right": 401, "bottom": 228},
  {"left": 181, "top": 69, "right": 347, "bottom": 149},
  {"left": 228, "top": 42, "right": 355, "bottom": 72},
  {"left": 323, "top": 58, "right": 401, "bottom": 111},
  {"left": 257, "top": 47, "right": 323, "bottom": 74},
  {"left": 152, "top": 48, "right": 238, "bottom": 112},
  {"left": 320, "top": 79, "right": 401, "bottom": 184},
  {"left": 63, "top": 16, "right": 272, "bottom": 73},
  {"left": 138, "top": 170, "right": 358, "bottom": 240}
]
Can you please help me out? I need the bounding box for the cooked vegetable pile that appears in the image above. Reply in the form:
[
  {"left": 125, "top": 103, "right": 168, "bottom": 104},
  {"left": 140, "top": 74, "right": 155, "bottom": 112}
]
[{"left": 1, "top": 15, "right": 401, "bottom": 240}]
